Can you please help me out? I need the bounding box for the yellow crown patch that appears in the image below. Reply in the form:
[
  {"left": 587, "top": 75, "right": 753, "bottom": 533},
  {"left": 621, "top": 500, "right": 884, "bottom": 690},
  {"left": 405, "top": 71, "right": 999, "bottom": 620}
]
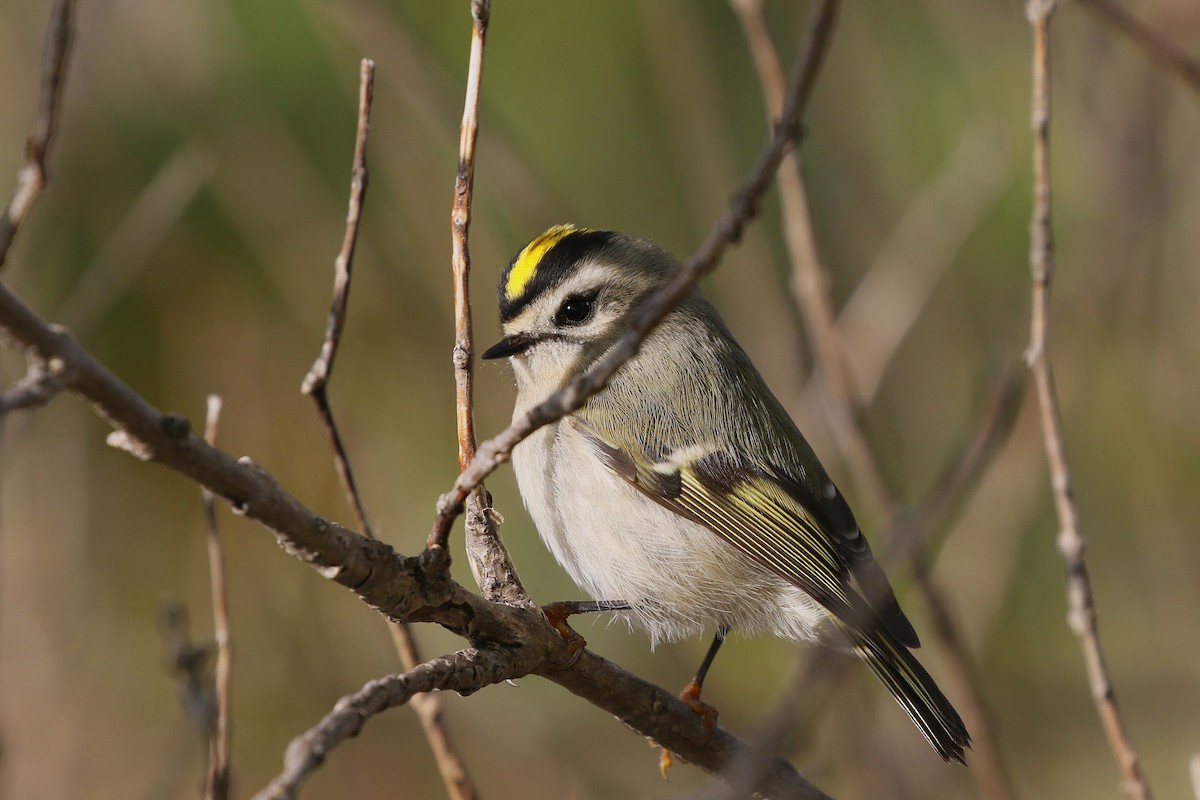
[{"left": 505, "top": 224, "right": 584, "bottom": 302}]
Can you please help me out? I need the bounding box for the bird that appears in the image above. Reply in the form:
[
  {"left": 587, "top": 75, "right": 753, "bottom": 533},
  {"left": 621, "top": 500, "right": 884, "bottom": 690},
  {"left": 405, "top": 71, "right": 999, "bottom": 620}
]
[{"left": 482, "top": 223, "right": 971, "bottom": 764}]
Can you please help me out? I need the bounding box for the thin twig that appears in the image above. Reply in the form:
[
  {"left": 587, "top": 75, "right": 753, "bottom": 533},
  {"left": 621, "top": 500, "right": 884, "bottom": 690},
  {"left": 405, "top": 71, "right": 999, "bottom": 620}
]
[
  {"left": 0, "top": 0, "right": 76, "bottom": 268},
  {"left": 299, "top": 59, "right": 478, "bottom": 800},
  {"left": 0, "top": 351, "right": 70, "bottom": 414},
  {"left": 301, "top": 59, "right": 376, "bottom": 537},
  {"left": 1076, "top": 0, "right": 1200, "bottom": 99},
  {"left": 429, "top": 0, "right": 841, "bottom": 549},
  {"left": 451, "top": 0, "right": 487, "bottom": 475},
  {"left": 730, "top": 0, "right": 1014, "bottom": 794},
  {"left": 253, "top": 648, "right": 512, "bottom": 800},
  {"left": 448, "top": 0, "right": 528, "bottom": 608},
  {"left": 201, "top": 395, "right": 232, "bottom": 800},
  {"left": 1025, "top": 3, "right": 1153, "bottom": 798}
]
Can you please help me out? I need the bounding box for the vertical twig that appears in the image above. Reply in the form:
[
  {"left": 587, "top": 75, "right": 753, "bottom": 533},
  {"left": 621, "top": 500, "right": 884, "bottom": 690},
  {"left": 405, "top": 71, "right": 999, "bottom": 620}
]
[
  {"left": 443, "top": 0, "right": 530, "bottom": 606},
  {"left": 729, "top": 1, "right": 1015, "bottom": 795},
  {"left": 201, "top": 395, "right": 232, "bottom": 800},
  {"left": 301, "top": 59, "right": 479, "bottom": 800},
  {"left": 301, "top": 60, "right": 377, "bottom": 537},
  {"left": 1075, "top": 0, "right": 1200, "bottom": 98},
  {"left": 1025, "top": 3, "right": 1153, "bottom": 798},
  {"left": 451, "top": 0, "right": 486, "bottom": 475},
  {"left": 0, "top": 0, "right": 76, "bottom": 268}
]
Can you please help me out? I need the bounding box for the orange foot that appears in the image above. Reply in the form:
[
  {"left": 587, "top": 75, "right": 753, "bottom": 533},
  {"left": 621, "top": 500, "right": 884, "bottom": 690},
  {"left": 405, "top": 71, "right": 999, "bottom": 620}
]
[
  {"left": 659, "top": 679, "right": 720, "bottom": 779},
  {"left": 658, "top": 746, "right": 674, "bottom": 780},
  {"left": 541, "top": 602, "right": 588, "bottom": 669},
  {"left": 679, "top": 678, "right": 720, "bottom": 733}
]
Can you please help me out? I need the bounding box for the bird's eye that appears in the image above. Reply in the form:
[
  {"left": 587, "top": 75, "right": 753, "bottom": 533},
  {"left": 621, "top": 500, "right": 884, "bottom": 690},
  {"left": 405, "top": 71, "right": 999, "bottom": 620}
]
[{"left": 555, "top": 292, "right": 596, "bottom": 326}]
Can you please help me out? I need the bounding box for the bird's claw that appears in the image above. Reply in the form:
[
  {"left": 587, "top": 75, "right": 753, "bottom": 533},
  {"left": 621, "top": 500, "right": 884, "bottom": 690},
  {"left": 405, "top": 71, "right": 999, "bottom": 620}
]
[
  {"left": 657, "top": 679, "right": 720, "bottom": 779},
  {"left": 542, "top": 602, "right": 588, "bottom": 670}
]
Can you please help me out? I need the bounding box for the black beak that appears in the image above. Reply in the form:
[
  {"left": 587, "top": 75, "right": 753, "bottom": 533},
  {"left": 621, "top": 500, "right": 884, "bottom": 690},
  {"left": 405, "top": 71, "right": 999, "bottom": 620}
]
[{"left": 482, "top": 334, "right": 535, "bottom": 360}]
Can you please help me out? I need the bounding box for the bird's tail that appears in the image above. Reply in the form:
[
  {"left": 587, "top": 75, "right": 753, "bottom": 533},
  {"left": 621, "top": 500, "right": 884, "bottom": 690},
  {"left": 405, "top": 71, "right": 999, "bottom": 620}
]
[{"left": 842, "top": 623, "right": 972, "bottom": 764}]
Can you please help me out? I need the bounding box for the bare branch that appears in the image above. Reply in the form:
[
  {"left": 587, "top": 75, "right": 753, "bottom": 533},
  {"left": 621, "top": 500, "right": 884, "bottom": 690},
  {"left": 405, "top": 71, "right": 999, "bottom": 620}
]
[
  {"left": 254, "top": 648, "right": 512, "bottom": 800},
  {"left": 0, "top": 0, "right": 76, "bottom": 268},
  {"left": 1025, "top": 3, "right": 1153, "bottom": 798},
  {"left": 451, "top": 0, "right": 486, "bottom": 475},
  {"left": 201, "top": 395, "right": 232, "bottom": 800},
  {"left": 301, "top": 58, "right": 373, "bottom": 402},
  {"left": 301, "top": 58, "right": 376, "bottom": 538},
  {"left": 447, "top": 0, "right": 529, "bottom": 608},
  {"left": 0, "top": 351, "right": 69, "bottom": 414},
  {"left": 429, "top": 0, "right": 841, "bottom": 549},
  {"left": 1076, "top": 0, "right": 1200, "bottom": 99}
]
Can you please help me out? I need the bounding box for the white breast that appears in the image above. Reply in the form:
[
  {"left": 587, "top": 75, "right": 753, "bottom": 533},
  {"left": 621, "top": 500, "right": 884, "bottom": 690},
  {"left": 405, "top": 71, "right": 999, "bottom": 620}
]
[{"left": 512, "top": 418, "right": 833, "bottom": 648}]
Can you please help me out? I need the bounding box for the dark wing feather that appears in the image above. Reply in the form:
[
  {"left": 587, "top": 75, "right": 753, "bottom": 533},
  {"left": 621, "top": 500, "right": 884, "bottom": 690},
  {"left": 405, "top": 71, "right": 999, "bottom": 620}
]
[
  {"left": 767, "top": 468, "right": 920, "bottom": 648},
  {"left": 575, "top": 421, "right": 880, "bottom": 636}
]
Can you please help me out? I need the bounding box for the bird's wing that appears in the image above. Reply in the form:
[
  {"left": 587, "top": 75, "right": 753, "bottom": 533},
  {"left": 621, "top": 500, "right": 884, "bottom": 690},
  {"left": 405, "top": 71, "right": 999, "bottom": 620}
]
[{"left": 572, "top": 418, "right": 876, "bottom": 633}]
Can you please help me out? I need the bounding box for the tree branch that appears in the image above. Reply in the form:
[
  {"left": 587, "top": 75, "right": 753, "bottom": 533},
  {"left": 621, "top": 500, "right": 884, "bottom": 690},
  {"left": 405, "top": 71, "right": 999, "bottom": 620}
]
[
  {"left": 886, "top": 364, "right": 1027, "bottom": 564},
  {"left": 451, "top": 0, "right": 486, "bottom": 475},
  {"left": 301, "top": 59, "right": 376, "bottom": 537},
  {"left": 447, "top": 0, "right": 530, "bottom": 607},
  {"left": 1025, "top": 3, "right": 1153, "bottom": 798},
  {"left": 0, "top": 0, "right": 76, "bottom": 268},
  {"left": 201, "top": 395, "right": 233, "bottom": 800},
  {"left": 255, "top": 648, "right": 514, "bottom": 800},
  {"left": 0, "top": 350, "right": 69, "bottom": 414}
]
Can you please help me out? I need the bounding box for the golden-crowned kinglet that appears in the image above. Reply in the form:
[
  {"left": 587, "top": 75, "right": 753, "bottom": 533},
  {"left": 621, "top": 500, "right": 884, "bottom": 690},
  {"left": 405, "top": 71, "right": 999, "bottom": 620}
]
[{"left": 483, "top": 224, "right": 970, "bottom": 763}]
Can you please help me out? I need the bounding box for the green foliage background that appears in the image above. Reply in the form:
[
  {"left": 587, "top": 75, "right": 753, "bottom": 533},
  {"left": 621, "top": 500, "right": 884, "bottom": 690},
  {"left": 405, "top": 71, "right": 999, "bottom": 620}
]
[{"left": 2, "top": 1, "right": 1198, "bottom": 798}]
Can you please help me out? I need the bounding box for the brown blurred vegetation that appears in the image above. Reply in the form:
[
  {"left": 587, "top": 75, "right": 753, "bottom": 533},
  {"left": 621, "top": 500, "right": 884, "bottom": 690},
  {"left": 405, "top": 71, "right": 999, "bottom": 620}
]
[{"left": 2, "top": 1, "right": 1198, "bottom": 798}]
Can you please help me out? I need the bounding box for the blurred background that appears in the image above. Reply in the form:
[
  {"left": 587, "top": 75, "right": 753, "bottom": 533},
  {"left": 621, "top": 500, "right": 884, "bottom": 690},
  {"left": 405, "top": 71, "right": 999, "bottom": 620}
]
[{"left": 2, "top": 1, "right": 1198, "bottom": 798}]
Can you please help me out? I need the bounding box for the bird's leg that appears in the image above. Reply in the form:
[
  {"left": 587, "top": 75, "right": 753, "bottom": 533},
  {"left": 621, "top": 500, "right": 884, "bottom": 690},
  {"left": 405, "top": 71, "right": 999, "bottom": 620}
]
[
  {"left": 680, "top": 625, "right": 727, "bottom": 720},
  {"left": 541, "top": 600, "right": 631, "bottom": 668},
  {"left": 660, "top": 626, "right": 727, "bottom": 778}
]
